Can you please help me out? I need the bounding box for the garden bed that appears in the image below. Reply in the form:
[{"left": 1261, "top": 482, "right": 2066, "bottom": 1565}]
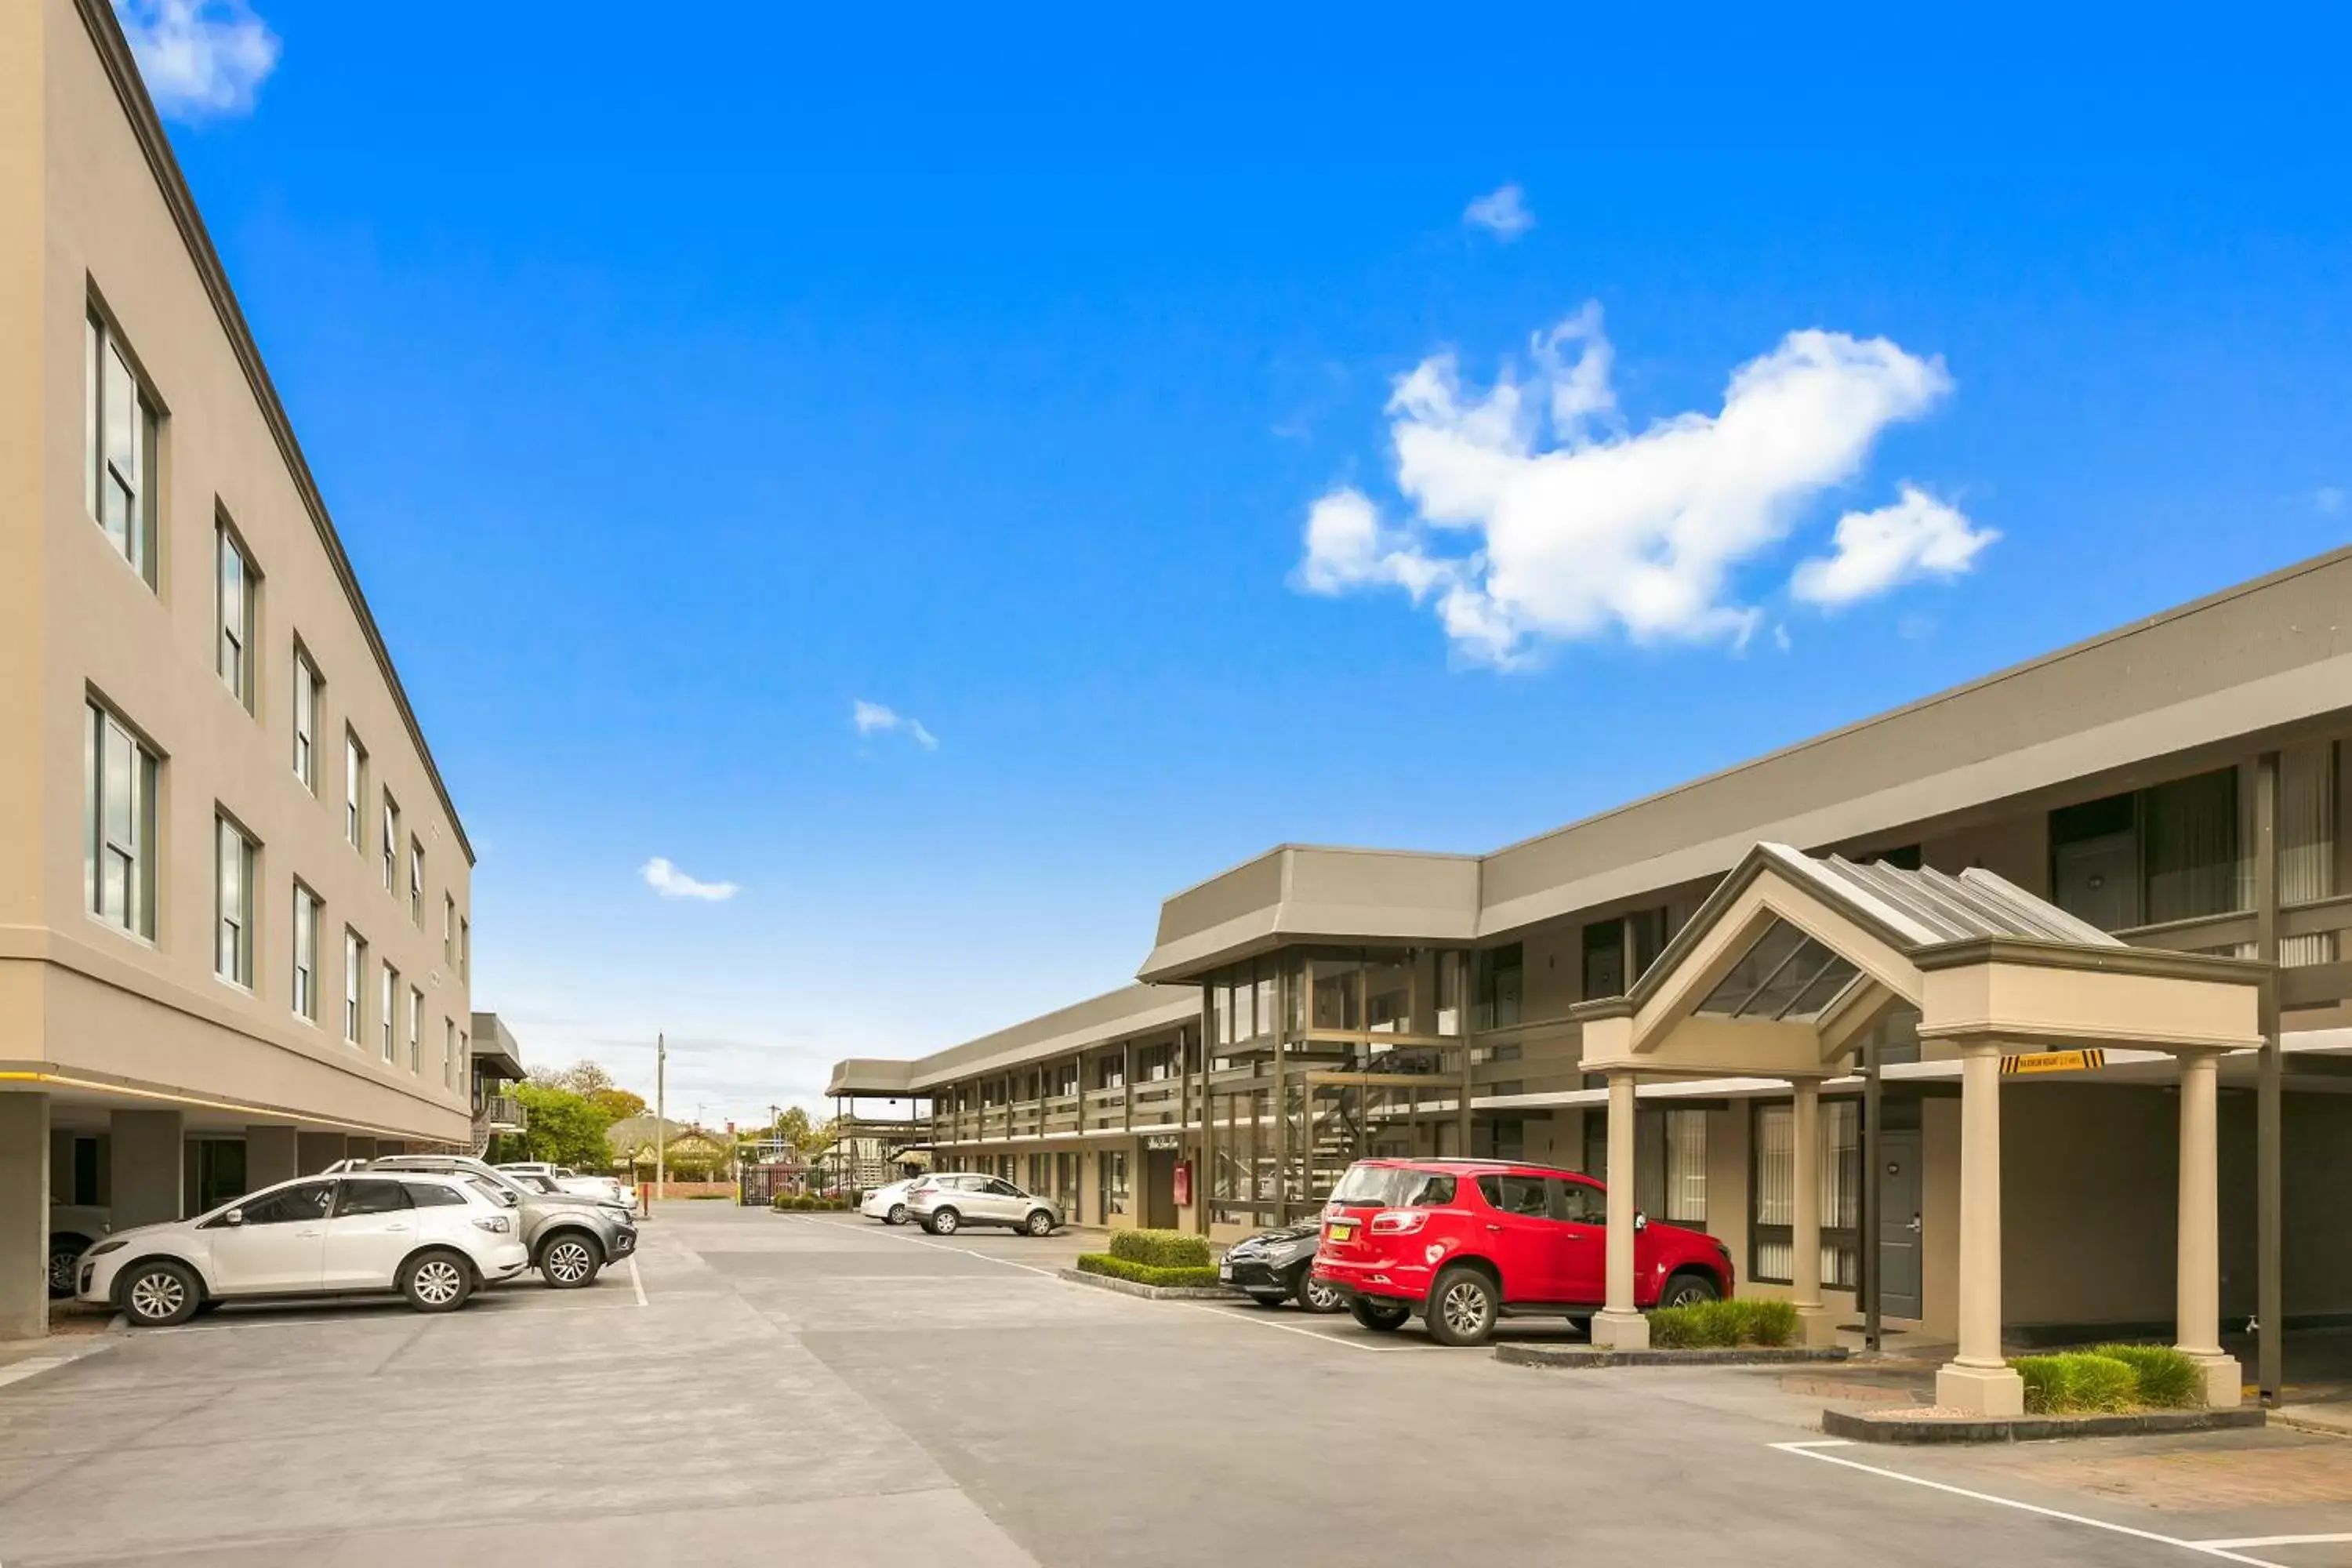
[
  {"left": 1821, "top": 1404, "right": 2265, "bottom": 1445},
  {"left": 1497, "top": 1343, "right": 1849, "bottom": 1370},
  {"left": 1059, "top": 1267, "right": 1241, "bottom": 1302}
]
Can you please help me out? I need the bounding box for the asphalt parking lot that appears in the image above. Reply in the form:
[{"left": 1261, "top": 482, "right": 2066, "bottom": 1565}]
[{"left": 0, "top": 1204, "right": 2346, "bottom": 1566}]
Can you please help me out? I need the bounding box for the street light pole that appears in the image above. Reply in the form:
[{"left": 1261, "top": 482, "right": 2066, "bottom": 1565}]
[{"left": 654, "top": 1032, "right": 666, "bottom": 1209}]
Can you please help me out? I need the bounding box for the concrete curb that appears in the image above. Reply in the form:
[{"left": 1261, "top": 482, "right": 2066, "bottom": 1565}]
[
  {"left": 1496, "top": 1343, "right": 1851, "bottom": 1370},
  {"left": 1820, "top": 1404, "right": 2268, "bottom": 1444},
  {"left": 2272, "top": 1405, "right": 2352, "bottom": 1439},
  {"left": 1056, "top": 1268, "right": 1243, "bottom": 1302}
]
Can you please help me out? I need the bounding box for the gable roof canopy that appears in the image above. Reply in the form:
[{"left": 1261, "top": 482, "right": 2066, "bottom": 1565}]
[{"left": 1577, "top": 843, "right": 2266, "bottom": 1081}]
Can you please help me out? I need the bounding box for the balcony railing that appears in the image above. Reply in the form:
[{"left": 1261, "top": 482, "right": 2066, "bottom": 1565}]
[{"left": 477, "top": 1094, "right": 526, "bottom": 1132}]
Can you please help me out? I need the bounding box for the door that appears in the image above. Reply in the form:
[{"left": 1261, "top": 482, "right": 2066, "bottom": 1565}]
[
  {"left": 2052, "top": 831, "right": 2139, "bottom": 931},
  {"left": 1472, "top": 1172, "right": 1566, "bottom": 1301},
  {"left": 1143, "top": 1149, "right": 1178, "bottom": 1230},
  {"left": 978, "top": 1178, "right": 1026, "bottom": 1225},
  {"left": 1549, "top": 1176, "right": 1609, "bottom": 1305},
  {"left": 1877, "top": 1129, "right": 1924, "bottom": 1320},
  {"left": 322, "top": 1178, "right": 419, "bottom": 1289},
  {"left": 202, "top": 1179, "right": 332, "bottom": 1294}
]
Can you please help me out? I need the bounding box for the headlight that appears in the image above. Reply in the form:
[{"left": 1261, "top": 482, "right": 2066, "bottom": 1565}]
[
  {"left": 472, "top": 1215, "right": 512, "bottom": 1234},
  {"left": 86, "top": 1238, "right": 127, "bottom": 1258}
]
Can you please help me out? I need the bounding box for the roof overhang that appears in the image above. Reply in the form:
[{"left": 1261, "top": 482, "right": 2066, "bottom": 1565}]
[
  {"left": 1137, "top": 845, "right": 1479, "bottom": 982},
  {"left": 467, "top": 1012, "right": 526, "bottom": 1080}
]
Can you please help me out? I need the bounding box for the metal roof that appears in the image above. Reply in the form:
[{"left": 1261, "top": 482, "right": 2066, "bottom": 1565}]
[{"left": 1766, "top": 844, "right": 2125, "bottom": 951}]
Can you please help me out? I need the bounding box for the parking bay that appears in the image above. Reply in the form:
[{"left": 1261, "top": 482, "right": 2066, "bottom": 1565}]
[{"left": 0, "top": 1205, "right": 2344, "bottom": 1566}]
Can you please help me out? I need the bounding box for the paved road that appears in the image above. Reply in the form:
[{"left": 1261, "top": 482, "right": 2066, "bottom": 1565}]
[{"left": 0, "top": 1204, "right": 2345, "bottom": 1566}]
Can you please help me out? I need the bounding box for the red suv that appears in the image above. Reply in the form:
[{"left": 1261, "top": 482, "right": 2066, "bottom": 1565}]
[{"left": 1310, "top": 1158, "right": 1733, "bottom": 1346}]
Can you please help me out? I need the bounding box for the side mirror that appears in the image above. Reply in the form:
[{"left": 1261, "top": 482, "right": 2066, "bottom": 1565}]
[
  {"left": 1632, "top": 1210, "right": 1649, "bottom": 1232},
  {"left": 223, "top": 1208, "right": 245, "bottom": 1227},
  {"left": 499, "top": 1190, "right": 521, "bottom": 1208}
]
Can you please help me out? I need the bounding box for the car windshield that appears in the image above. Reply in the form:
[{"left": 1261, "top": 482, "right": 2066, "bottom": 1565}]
[{"left": 1328, "top": 1163, "right": 1456, "bottom": 1208}]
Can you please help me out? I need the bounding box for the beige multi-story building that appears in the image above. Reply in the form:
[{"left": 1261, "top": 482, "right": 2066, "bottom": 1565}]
[
  {"left": 835, "top": 544, "right": 2352, "bottom": 1405},
  {"left": 1, "top": 0, "right": 477, "bottom": 1337}
]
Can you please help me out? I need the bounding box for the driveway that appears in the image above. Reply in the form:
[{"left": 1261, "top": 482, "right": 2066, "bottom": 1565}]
[{"left": 0, "top": 1204, "right": 2344, "bottom": 1566}]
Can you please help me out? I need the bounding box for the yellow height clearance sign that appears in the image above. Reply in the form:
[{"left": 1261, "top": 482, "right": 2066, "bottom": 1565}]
[{"left": 1999, "top": 1048, "right": 2107, "bottom": 1076}]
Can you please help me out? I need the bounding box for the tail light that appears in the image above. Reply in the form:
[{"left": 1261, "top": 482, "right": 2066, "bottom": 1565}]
[{"left": 1369, "top": 1209, "right": 1428, "bottom": 1236}]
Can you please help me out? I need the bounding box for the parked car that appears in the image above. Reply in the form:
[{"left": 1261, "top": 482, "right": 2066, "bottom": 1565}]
[
  {"left": 47, "top": 1203, "right": 111, "bottom": 1298},
  {"left": 1310, "top": 1158, "right": 1733, "bottom": 1347},
  {"left": 76, "top": 1171, "right": 529, "bottom": 1327},
  {"left": 904, "top": 1173, "right": 1060, "bottom": 1236},
  {"left": 1218, "top": 1218, "right": 1345, "bottom": 1312},
  {"left": 346, "top": 1155, "right": 637, "bottom": 1288},
  {"left": 859, "top": 1178, "right": 924, "bottom": 1225},
  {"left": 496, "top": 1161, "right": 634, "bottom": 1208}
]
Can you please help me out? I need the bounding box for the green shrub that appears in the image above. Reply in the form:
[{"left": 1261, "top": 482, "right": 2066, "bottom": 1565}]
[
  {"left": 1107, "top": 1228, "right": 1211, "bottom": 1269},
  {"left": 2092, "top": 1344, "right": 2201, "bottom": 1408},
  {"left": 1076, "top": 1253, "right": 1223, "bottom": 1289},
  {"left": 1646, "top": 1297, "right": 1798, "bottom": 1348},
  {"left": 2013, "top": 1352, "right": 2141, "bottom": 1414}
]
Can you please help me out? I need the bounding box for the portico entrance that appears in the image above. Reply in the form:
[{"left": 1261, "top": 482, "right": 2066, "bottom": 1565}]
[{"left": 1573, "top": 843, "right": 2266, "bottom": 1414}]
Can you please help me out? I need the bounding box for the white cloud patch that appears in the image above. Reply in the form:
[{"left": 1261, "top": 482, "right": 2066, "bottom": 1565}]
[
  {"left": 1462, "top": 183, "right": 1534, "bottom": 240},
  {"left": 114, "top": 0, "right": 281, "bottom": 119},
  {"left": 1790, "top": 485, "right": 1999, "bottom": 608},
  {"left": 2316, "top": 485, "right": 2346, "bottom": 516},
  {"left": 852, "top": 699, "right": 938, "bottom": 750},
  {"left": 640, "top": 858, "right": 739, "bottom": 902},
  {"left": 1295, "top": 305, "right": 1984, "bottom": 663}
]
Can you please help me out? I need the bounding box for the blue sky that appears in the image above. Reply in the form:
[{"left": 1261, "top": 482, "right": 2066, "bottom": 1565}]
[{"left": 123, "top": 2, "right": 2352, "bottom": 1125}]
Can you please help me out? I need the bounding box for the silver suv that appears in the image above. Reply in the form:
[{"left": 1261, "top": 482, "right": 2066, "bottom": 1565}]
[
  {"left": 336, "top": 1155, "right": 637, "bottom": 1288},
  {"left": 906, "top": 1174, "right": 1060, "bottom": 1237}
]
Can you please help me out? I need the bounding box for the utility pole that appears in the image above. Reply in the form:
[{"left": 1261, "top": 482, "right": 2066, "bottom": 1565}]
[{"left": 655, "top": 1032, "right": 667, "bottom": 1210}]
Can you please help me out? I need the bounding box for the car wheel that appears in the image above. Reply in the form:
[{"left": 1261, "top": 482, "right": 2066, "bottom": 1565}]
[
  {"left": 1426, "top": 1265, "right": 1500, "bottom": 1348},
  {"left": 46, "top": 1242, "right": 85, "bottom": 1299},
  {"left": 1023, "top": 1210, "right": 1055, "bottom": 1237},
  {"left": 539, "top": 1234, "right": 603, "bottom": 1289},
  {"left": 399, "top": 1250, "right": 474, "bottom": 1313},
  {"left": 1246, "top": 1291, "right": 1287, "bottom": 1308},
  {"left": 887, "top": 1203, "right": 908, "bottom": 1226},
  {"left": 1657, "top": 1269, "right": 1722, "bottom": 1310},
  {"left": 1294, "top": 1270, "right": 1346, "bottom": 1315},
  {"left": 926, "top": 1207, "right": 960, "bottom": 1236},
  {"left": 1348, "top": 1297, "right": 1412, "bottom": 1333},
  {"left": 118, "top": 1259, "right": 201, "bottom": 1327}
]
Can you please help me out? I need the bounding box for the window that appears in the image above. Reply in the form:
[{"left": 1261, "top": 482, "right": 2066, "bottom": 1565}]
[
  {"left": 2050, "top": 768, "right": 2244, "bottom": 932},
  {"left": 443, "top": 1018, "right": 457, "bottom": 1088},
  {"left": 381, "top": 964, "right": 400, "bottom": 1062},
  {"left": 1750, "top": 1100, "right": 1860, "bottom": 1287},
  {"left": 459, "top": 916, "right": 470, "bottom": 983},
  {"left": 1554, "top": 1178, "right": 1606, "bottom": 1224},
  {"left": 213, "top": 815, "right": 256, "bottom": 985},
  {"left": 216, "top": 521, "right": 255, "bottom": 710},
  {"left": 334, "top": 1179, "right": 411, "bottom": 1217},
  {"left": 229, "top": 1181, "right": 333, "bottom": 1226},
  {"left": 1101, "top": 1151, "right": 1129, "bottom": 1218},
  {"left": 408, "top": 839, "right": 424, "bottom": 925},
  {"left": 1475, "top": 1172, "right": 1549, "bottom": 1216},
  {"left": 84, "top": 701, "right": 158, "bottom": 939},
  {"left": 343, "top": 930, "right": 367, "bottom": 1043},
  {"left": 345, "top": 731, "right": 366, "bottom": 850},
  {"left": 1333, "top": 1165, "right": 1458, "bottom": 1207},
  {"left": 1472, "top": 1116, "right": 1526, "bottom": 1161},
  {"left": 408, "top": 986, "right": 423, "bottom": 1072},
  {"left": 291, "top": 884, "right": 320, "bottom": 1021},
  {"left": 292, "top": 649, "right": 320, "bottom": 791},
  {"left": 444, "top": 894, "right": 457, "bottom": 964},
  {"left": 85, "top": 310, "right": 159, "bottom": 585},
  {"left": 1473, "top": 945, "right": 1523, "bottom": 1030},
  {"left": 405, "top": 1181, "right": 467, "bottom": 1208},
  {"left": 380, "top": 793, "right": 400, "bottom": 892}
]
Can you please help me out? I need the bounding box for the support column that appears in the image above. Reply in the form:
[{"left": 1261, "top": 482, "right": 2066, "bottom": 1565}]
[
  {"left": 1936, "top": 1043, "right": 2023, "bottom": 1415},
  {"left": 109, "top": 1109, "right": 184, "bottom": 1229},
  {"left": 1591, "top": 1072, "right": 1649, "bottom": 1349},
  {"left": 296, "top": 1131, "right": 347, "bottom": 1174},
  {"left": 245, "top": 1126, "right": 298, "bottom": 1188},
  {"left": 0, "top": 1094, "right": 50, "bottom": 1340},
  {"left": 1791, "top": 1079, "right": 1836, "bottom": 1347},
  {"left": 2176, "top": 1049, "right": 2244, "bottom": 1407}
]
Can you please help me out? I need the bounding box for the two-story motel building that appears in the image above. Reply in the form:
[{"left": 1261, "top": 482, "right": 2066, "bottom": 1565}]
[
  {"left": 833, "top": 543, "right": 2352, "bottom": 1400},
  {"left": 1, "top": 0, "right": 479, "bottom": 1338}
]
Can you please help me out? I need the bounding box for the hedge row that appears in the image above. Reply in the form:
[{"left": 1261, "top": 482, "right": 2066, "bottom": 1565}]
[
  {"left": 1076, "top": 1253, "right": 1222, "bottom": 1289},
  {"left": 1646, "top": 1298, "right": 1798, "bottom": 1348},
  {"left": 2013, "top": 1345, "right": 2201, "bottom": 1414},
  {"left": 772, "top": 1195, "right": 854, "bottom": 1211},
  {"left": 1106, "top": 1228, "right": 1210, "bottom": 1269}
]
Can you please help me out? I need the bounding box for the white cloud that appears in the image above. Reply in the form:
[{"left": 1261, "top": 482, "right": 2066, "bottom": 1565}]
[
  {"left": 1462, "top": 183, "right": 1534, "bottom": 240},
  {"left": 1790, "top": 485, "right": 1998, "bottom": 608},
  {"left": 640, "top": 858, "right": 739, "bottom": 902},
  {"left": 2317, "top": 486, "right": 2345, "bottom": 516},
  {"left": 114, "top": 1, "right": 280, "bottom": 118},
  {"left": 852, "top": 699, "right": 938, "bottom": 750},
  {"left": 1295, "top": 305, "right": 1979, "bottom": 663}
]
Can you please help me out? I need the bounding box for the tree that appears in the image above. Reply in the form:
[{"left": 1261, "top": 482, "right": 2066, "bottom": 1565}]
[
  {"left": 590, "top": 1087, "right": 648, "bottom": 1123},
  {"left": 515, "top": 1083, "right": 614, "bottom": 1169},
  {"left": 771, "top": 1105, "right": 813, "bottom": 1155},
  {"left": 530, "top": 1061, "right": 615, "bottom": 1100}
]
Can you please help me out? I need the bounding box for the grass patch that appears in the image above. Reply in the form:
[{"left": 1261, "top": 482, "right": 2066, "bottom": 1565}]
[
  {"left": 1107, "top": 1229, "right": 1212, "bottom": 1269},
  {"left": 2013, "top": 1351, "right": 2144, "bottom": 1414},
  {"left": 2088, "top": 1344, "right": 2204, "bottom": 1408},
  {"left": 1076, "top": 1254, "right": 1224, "bottom": 1289},
  {"left": 1646, "top": 1297, "right": 1798, "bottom": 1348}
]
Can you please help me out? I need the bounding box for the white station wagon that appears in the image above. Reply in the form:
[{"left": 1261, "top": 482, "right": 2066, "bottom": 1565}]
[{"left": 75, "top": 1171, "right": 531, "bottom": 1327}]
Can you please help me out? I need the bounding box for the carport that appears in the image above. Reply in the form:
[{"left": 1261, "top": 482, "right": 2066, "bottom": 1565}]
[{"left": 1573, "top": 843, "right": 2266, "bottom": 1416}]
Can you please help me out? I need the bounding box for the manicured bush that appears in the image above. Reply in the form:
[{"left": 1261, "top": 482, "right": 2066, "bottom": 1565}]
[
  {"left": 2013, "top": 1352, "right": 2141, "bottom": 1414},
  {"left": 1646, "top": 1297, "right": 1798, "bottom": 1348},
  {"left": 1107, "top": 1229, "right": 1211, "bottom": 1269},
  {"left": 1076, "top": 1253, "right": 1223, "bottom": 1289},
  {"left": 2090, "top": 1344, "right": 2201, "bottom": 1408}
]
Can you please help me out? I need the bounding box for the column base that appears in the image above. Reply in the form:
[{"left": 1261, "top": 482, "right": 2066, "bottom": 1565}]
[
  {"left": 1936, "top": 1361, "right": 2025, "bottom": 1417},
  {"left": 1795, "top": 1305, "right": 1841, "bottom": 1348},
  {"left": 1590, "top": 1309, "right": 1649, "bottom": 1350},
  {"left": 2185, "top": 1351, "right": 2245, "bottom": 1409}
]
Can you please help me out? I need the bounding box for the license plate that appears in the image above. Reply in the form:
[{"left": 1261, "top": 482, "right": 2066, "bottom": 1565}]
[
  {"left": 1218, "top": 1263, "right": 1233, "bottom": 1280},
  {"left": 1327, "top": 1221, "right": 1355, "bottom": 1243}
]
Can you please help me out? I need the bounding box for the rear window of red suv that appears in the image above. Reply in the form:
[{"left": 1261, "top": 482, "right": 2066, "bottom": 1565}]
[{"left": 1329, "top": 1165, "right": 1457, "bottom": 1207}]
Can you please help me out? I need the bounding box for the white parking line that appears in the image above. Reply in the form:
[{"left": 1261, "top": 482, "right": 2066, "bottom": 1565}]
[
  {"left": 1769, "top": 1439, "right": 2291, "bottom": 1568},
  {"left": 627, "top": 1257, "right": 648, "bottom": 1307},
  {"left": 0, "top": 1357, "right": 74, "bottom": 1392},
  {"left": 2196, "top": 1537, "right": 2352, "bottom": 1552}
]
